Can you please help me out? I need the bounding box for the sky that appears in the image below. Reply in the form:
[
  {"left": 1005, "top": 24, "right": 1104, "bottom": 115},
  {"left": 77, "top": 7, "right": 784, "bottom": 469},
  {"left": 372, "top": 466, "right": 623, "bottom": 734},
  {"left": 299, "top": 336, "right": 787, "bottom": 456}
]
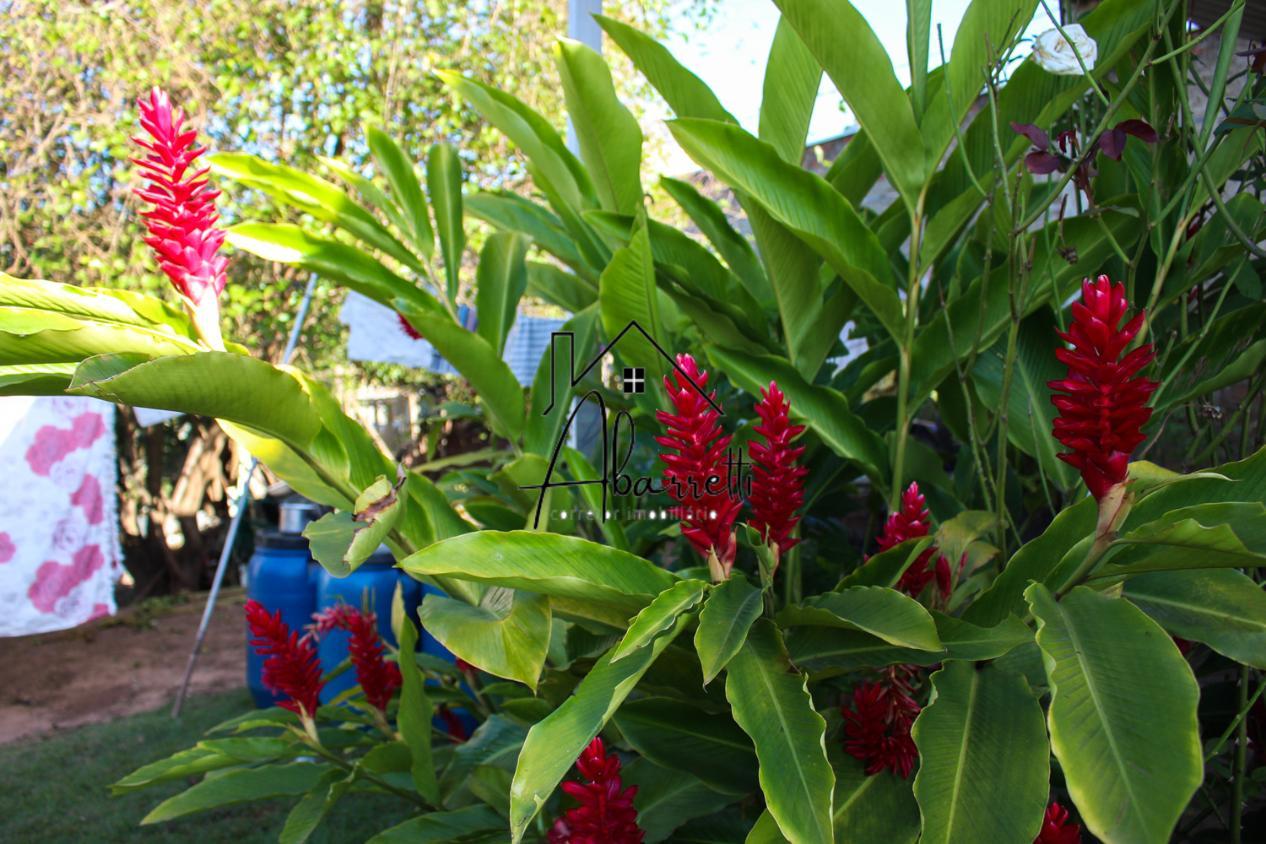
[{"left": 644, "top": 0, "right": 1047, "bottom": 173}]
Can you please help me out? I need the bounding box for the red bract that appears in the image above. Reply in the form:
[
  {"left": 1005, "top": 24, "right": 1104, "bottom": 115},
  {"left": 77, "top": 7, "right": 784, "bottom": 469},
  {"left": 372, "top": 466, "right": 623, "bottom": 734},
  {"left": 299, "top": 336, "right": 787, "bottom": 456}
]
[
  {"left": 1034, "top": 802, "right": 1082, "bottom": 844},
  {"left": 874, "top": 482, "right": 954, "bottom": 598},
  {"left": 132, "top": 88, "right": 227, "bottom": 347},
  {"left": 747, "top": 381, "right": 806, "bottom": 556},
  {"left": 841, "top": 678, "right": 921, "bottom": 779},
  {"left": 1049, "top": 275, "right": 1157, "bottom": 501},
  {"left": 547, "top": 737, "right": 644, "bottom": 844},
  {"left": 308, "top": 605, "right": 402, "bottom": 712},
  {"left": 398, "top": 313, "right": 423, "bottom": 340},
  {"left": 656, "top": 354, "right": 741, "bottom": 574},
  {"left": 245, "top": 599, "right": 324, "bottom": 721}
]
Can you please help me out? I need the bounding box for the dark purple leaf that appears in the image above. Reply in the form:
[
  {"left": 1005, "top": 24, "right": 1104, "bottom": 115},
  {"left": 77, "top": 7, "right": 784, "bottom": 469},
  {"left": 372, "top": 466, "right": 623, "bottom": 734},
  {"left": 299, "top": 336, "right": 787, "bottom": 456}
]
[
  {"left": 1115, "top": 119, "right": 1158, "bottom": 143},
  {"left": 1098, "top": 128, "right": 1126, "bottom": 160},
  {"left": 1025, "top": 151, "right": 1064, "bottom": 175},
  {"left": 1010, "top": 121, "right": 1050, "bottom": 150}
]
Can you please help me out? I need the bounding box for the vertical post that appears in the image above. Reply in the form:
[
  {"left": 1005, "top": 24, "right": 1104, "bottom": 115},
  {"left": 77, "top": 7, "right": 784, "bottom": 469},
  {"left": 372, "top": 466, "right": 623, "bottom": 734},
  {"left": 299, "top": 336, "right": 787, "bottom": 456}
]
[{"left": 172, "top": 274, "right": 320, "bottom": 717}]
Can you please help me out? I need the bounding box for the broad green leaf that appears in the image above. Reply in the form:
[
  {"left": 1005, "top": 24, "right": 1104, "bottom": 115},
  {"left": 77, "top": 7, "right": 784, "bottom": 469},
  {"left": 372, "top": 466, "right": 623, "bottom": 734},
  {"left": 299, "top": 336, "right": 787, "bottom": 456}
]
[
  {"left": 526, "top": 262, "right": 596, "bottom": 313},
  {"left": 366, "top": 806, "right": 505, "bottom": 844},
  {"left": 595, "top": 15, "right": 734, "bottom": 124},
  {"left": 279, "top": 770, "right": 348, "bottom": 844},
  {"left": 906, "top": 0, "right": 932, "bottom": 117},
  {"left": 399, "top": 531, "right": 677, "bottom": 616},
  {"left": 302, "top": 474, "right": 403, "bottom": 577},
  {"left": 367, "top": 126, "right": 434, "bottom": 256},
  {"left": 427, "top": 143, "right": 465, "bottom": 305},
  {"left": 611, "top": 579, "right": 707, "bottom": 662},
  {"left": 773, "top": 0, "right": 925, "bottom": 205},
  {"left": 1125, "top": 569, "right": 1266, "bottom": 669},
  {"left": 417, "top": 587, "right": 550, "bottom": 690},
  {"left": 837, "top": 537, "right": 932, "bottom": 589},
  {"left": 759, "top": 18, "right": 821, "bottom": 164},
  {"left": 1026, "top": 584, "right": 1201, "bottom": 844},
  {"left": 789, "top": 613, "right": 1031, "bottom": 676},
  {"left": 970, "top": 308, "right": 1077, "bottom": 489},
  {"left": 397, "top": 613, "right": 439, "bottom": 804},
  {"left": 694, "top": 574, "right": 763, "bottom": 685},
  {"left": 395, "top": 300, "right": 524, "bottom": 441},
  {"left": 225, "top": 223, "right": 443, "bottom": 316},
  {"left": 0, "top": 274, "right": 197, "bottom": 341},
  {"left": 439, "top": 71, "right": 593, "bottom": 212},
  {"left": 726, "top": 620, "right": 833, "bottom": 844},
  {"left": 465, "top": 191, "right": 584, "bottom": 270},
  {"left": 474, "top": 232, "right": 529, "bottom": 356},
  {"left": 113, "top": 740, "right": 291, "bottom": 794},
  {"left": 320, "top": 154, "right": 412, "bottom": 237},
  {"left": 68, "top": 352, "right": 321, "bottom": 446},
  {"left": 708, "top": 345, "right": 888, "bottom": 486},
  {"left": 598, "top": 221, "right": 667, "bottom": 376},
  {"left": 209, "top": 152, "right": 423, "bottom": 273},
  {"left": 1099, "top": 502, "right": 1266, "bottom": 576},
  {"left": 614, "top": 697, "right": 759, "bottom": 796},
  {"left": 556, "top": 39, "right": 643, "bottom": 214},
  {"left": 623, "top": 758, "right": 737, "bottom": 843},
  {"left": 141, "top": 762, "right": 334, "bottom": 824},
  {"left": 670, "top": 119, "right": 902, "bottom": 346},
  {"left": 659, "top": 176, "right": 769, "bottom": 305},
  {"left": 832, "top": 754, "right": 920, "bottom": 843},
  {"left": 440, "top": 715, "right": 529, "bottom": 796},
  {"left": 912, "top": 661, "right": 1048, "bottom": 844},
  {"left": 509, "top": 615, "right": 690, "bottom": 841},
  {"left": 778, "top": 586, "right": 941, "bottom": 651}
]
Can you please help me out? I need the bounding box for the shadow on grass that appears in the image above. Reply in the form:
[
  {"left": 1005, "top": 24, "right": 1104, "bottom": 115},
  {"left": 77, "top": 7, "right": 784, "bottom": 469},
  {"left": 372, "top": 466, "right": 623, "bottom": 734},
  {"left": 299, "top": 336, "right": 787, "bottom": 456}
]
[{"left": 0, "top": 690, "right": 414, "bottom": 843}]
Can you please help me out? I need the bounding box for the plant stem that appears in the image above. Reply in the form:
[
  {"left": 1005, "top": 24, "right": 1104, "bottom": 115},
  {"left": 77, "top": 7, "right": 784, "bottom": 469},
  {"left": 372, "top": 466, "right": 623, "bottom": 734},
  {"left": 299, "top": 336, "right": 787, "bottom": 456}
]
[
  {"left": 1232, "top": 663, "right": 1250, "bottom": 844},
  {"left": 891, "top": 189, "right": 928, "bottom": 508}
]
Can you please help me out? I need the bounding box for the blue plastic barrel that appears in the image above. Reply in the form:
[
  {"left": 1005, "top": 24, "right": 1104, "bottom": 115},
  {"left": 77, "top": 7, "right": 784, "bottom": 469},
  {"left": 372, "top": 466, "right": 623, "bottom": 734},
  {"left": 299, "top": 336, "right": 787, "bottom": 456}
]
[
  {"left": 246, "top": 530, "right": 316, "bottom": 708},
  {"left": 315, "top": 548, "right": 400, "bottom": 703}
]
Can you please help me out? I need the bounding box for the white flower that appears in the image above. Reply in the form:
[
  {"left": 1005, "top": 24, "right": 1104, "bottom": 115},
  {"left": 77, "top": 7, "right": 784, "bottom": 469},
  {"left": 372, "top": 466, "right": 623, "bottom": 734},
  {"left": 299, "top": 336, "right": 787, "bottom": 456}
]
[{"left": 1032, "top": 24, "right": 1098, "bottom": 76}]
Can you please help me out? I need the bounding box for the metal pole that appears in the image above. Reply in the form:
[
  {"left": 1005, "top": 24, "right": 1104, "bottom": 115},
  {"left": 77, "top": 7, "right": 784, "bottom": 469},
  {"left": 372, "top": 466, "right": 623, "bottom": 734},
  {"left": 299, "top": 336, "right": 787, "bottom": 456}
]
[{"left": 172, "top": 274, "right": 319, "bottom": 717}]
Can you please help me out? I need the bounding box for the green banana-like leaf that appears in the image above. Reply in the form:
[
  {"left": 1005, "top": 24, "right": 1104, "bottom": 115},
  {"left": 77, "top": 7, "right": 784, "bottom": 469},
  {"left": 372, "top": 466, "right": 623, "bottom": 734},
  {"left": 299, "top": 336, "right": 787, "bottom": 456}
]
[
  {"left": 140, "top": 763, "right": 334, "bottom": 825},
  {"left": 1098, "top": 502, "right": 1266, "bottom": 576},
  {"left": 772, "top": 0, "right": 925, "bottom": 206},
  {"left": 694, "top": 574, "right": 764, "bottom": 685},
  {"left": 611, "top": 579, "right": 708, "bottom": 662},
  {"left": 614, "top": 697, "right": 758, "bottom": 796},
  {"left": 725, "top": 620, "right": 834, "bottom": 844},
  {"left": 759, "top": 18, "right": 821, "bottom": 165},
  {"left": 1027, "top": 584, "right": 1201, "bottom": 844},
  {"left": 398, "top": 530, "right": 677, "bottom": 615},
  {"left": 474, "top": 232, "right": 528, "bottom": 357},
  {"left": 556, "top": 39, "right": 643, "bottom": 215},
  {"left": 623, "top": 758, "right": 737, "bottom": 843},
  {"left": 366, "top": 126, "right": 434, "bottom": 257},
  {"left": 911, "top": 661, "right": 1048, "bottom": 844},
  {"left": 365, "top": 806, "right": 504, "bottom": 844},
  {"left": 508, "top": 613, "right": 690, "bottom": 842},
  {"left": 778, "top": 587, "right": 941, "bottom": 651},
  {"left": 659, "top": 177, "right": 769, "bottom": 306},
  {"left": 525, "top": 261, "right": 596, "bottom": 313},
  {"left": 396, "top": 612, "right": 440, "bottom": 804},
  {"left": 426, "top": 143, "right": 466, "bottom": 305},
  {"left": 832, "top": 753, "right": 920, "bottom": 843},
  {"left": 598, "top": 219, "right": 669, "bottom": 377},
  {"left": 465, "top": 191, "right": 585, "bottom": 271},
  {"left": 1125, "top": 569, "right": 1266, "bottom": 669},
  {"left": 417, "top": 587, "right": 550, "bottom": 690}
]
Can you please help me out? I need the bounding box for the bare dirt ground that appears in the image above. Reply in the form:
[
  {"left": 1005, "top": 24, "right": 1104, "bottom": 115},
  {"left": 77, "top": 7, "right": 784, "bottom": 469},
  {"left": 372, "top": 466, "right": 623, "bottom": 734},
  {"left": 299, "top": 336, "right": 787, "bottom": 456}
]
[{"left": 0, "top": 587, "right": 247, "bottom": 744}]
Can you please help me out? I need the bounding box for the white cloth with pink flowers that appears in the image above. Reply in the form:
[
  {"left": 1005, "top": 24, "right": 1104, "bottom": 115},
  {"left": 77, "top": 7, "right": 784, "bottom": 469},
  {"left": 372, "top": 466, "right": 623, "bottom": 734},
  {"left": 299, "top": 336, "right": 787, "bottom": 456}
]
[{"left": 0, "top": 395, "right": 121, "bottom": 636}]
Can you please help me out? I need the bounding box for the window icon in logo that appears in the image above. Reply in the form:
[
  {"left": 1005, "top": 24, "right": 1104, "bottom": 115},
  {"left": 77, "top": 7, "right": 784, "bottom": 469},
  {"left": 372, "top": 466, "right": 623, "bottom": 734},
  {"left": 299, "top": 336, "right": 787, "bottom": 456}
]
[{"left": 622, "top": 367, "right": 645, "bottom": 394}]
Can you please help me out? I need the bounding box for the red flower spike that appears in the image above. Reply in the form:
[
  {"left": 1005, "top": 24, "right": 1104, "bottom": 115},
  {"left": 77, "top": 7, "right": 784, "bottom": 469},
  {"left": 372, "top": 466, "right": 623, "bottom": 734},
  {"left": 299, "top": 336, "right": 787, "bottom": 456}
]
[
  {"left": 308, "top": 605, "right": 402, "bottom": 712},
  {"left": 748, "top": 381, "right": 807, "bottom": 556},
  {"left": 1034, "top": 802, "right": 1082, "bottom": 844},
  {"left": 873, "top": 482, "right": 954, "bottom": 598},
  {"left": 1049, "top": 275, "right": 1157, "bottom": 501},
  {"left": 656, "top": 354, "right": 741, "bottom": 576},
  {"left": 398, "top": 313, "right": 423, "bottom": 340},
  {"left": 841, "top": 679, "right": 921, "bottom": 779},
  {"left": 245, "top": 599, "right": 324, "bottom": 722},
  {"left": 547, "top": 737, "right": 644, "bottom": 844},
  {"left": 131, "top": 88, "right": 227, "bottom": 348}
]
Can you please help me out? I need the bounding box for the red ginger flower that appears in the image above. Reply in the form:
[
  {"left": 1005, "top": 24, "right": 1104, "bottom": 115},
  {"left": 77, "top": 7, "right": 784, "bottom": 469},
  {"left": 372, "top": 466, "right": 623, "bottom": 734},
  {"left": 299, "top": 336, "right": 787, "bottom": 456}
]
[
  {"left": 656, "top": 354, "right": 741, "bottom": 577},
  {"left": 308, "top": 605, "right": 401, "bottom": 712},
  {"left": 1049, "top": 275, "right": 1157, "bottom": 501},
  {"left": 132, "top": 87, "right": 227, "bottom": 348},
  {"left": 548, "top": 737, "right": 644, "bottom": 844},
  {"left": 245, "top": 599, "right": 324, "bottom": 721},
  {"left": 1035, "top": 802, "right": 1082, "bottom": 844},
  {"left": 874, "top": 482, "right": 954, "bottom": 598},
  {"left": 841, "top": 676, "right": 921, "bottom": 779},
  {"left": 747, "top": 381, "right": 806, "bottom": 557},
  {"left": 398, "top": 313, "right": 423, "bottom": 340}
]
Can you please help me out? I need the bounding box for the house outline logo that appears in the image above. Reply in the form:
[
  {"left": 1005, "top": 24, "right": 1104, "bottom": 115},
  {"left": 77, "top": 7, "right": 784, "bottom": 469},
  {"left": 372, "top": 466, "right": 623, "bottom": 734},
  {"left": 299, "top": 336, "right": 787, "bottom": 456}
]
[
  {"left": 539, "top": 319, "right": 722, "bottom": 417},
  {"left": 522, "top": 319, "right": 731, "bottom": 530}
]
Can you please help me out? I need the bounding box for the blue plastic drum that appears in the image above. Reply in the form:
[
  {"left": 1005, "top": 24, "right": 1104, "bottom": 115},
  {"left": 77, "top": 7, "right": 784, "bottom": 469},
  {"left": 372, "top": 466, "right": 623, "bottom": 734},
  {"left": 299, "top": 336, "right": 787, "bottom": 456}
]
[
  {"left": 246, "top": 530, "right": 316, "bottom": 708},
  {"left": 314, "top": 548, "right": 401, "bottom": 703}
]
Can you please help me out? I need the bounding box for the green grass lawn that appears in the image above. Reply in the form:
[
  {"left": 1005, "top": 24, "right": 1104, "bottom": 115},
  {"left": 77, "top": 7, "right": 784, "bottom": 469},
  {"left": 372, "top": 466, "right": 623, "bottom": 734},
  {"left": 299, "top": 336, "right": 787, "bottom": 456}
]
[{"left": 0, "top": 690, "right": 415, "bottom": 844}]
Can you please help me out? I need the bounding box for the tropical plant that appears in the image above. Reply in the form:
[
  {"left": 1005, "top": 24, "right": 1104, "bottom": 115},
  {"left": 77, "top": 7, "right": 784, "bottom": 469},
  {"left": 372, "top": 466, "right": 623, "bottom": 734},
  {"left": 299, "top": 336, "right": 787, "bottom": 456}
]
[{"left": 2, "top": 0, "right": 1266, "bottom": 842}]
